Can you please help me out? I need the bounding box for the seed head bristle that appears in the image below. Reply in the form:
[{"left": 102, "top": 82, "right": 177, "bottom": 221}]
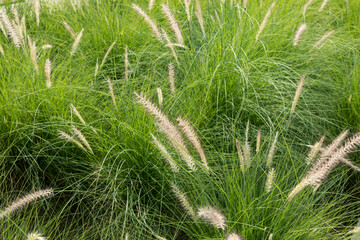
[
  {"left": 149, "top": 0, "right": 155, "bottom": 11},
  {"left": 168, "top": 62, "right": 175, "bottom": 93},
  {"left": 152, "top": 134, "right": 179, "bottom": 172},
  {"left": 28, "top": 35, "right": 39, "bottom": 73},
  {"left": 197, "top": 206, "right": 226, "bottom": 230},
  {"left": 171, "top": 183, "right": 195, "bottom": 217},
  {"left": 70, "top": 28, "right": 84, "bottom": 56},
  {"left": 266, "top": 131, "right": 279, "bottom": 167},
  {"left": 125, "top": 46, "right": 129, "bottom": 81},
  {"left": 303, "top": 0, "right": 314, "bottom": 15},
  {"left": 107, "top": 78, "right": 117, "bottom": 109},
  {"left": 312, "top": 30, "right": 335, "bottom": 49},
  {"left": 318, "top": 0, "right": 329, "bottom": 12},
  {"left": 134, "top": 92, "right": 196, "bottom": 170},
  {"left": 27, "top": 232, "right": 46, "bottom": 240},
  {"left": 0, "top": 188, "right": 53, "bottom": 220},
  {"left": 45, "top": 59, "right": 52, "bottom": 88},
  {"left": 100, "top": 41, "right": 116, "bottom": 70},
  {"left": 184, "top": 0, "right": 191, "bottom": 22},
  {"left": 243, "top": 121, "right": 252, "bottom": 166},
  {"left": 132, "top": 4, "right": 163, "bottom": 42},
  {"left": 256, "top": 2, "right": 276, "bottom": 41},
  {"left": 70, "top": 103, "right": 86, "bottom": 125},
  {"left": 265, "top": 168, "right": 276, "bottom": 192},
  {"left": 72, "top": 125, "right": 93, "bottom": 154},
  {"left": 256, "top": 130, "right": 261, "bottom": 153},
  {"left": 195, "top": 0, "right": 205, "bottom": 37},
  {"left": 63, "top": 21, "right": 76, "bottom": 38},
  {"left": 58, "top": 130, "right": 87, "bottom": 152},
  {"left": 0, "top": 43, "right": 4, "bottom": 57},
  {"left": 34, "top": 0, "right": 40, "bottom": 26},
  {"left": 157, "top": 88, "right": 163, "bottom": 106},
  {"left": 226, "top": 232, "right": 243, "bottom": 240},
  {"left": 236, "top": 139, "right": 245, "bottom": 174},
  {"left": 1, "top": 10, "right": 21, "bottom": 47},
  {"left": 289, "top": 75, "right": 305, "bottom": 119},
  {"left": 177, "top": 116, "right": 208, "bottom": 170},
  {"left": 306, "top": 135, "right": 325, "bottom": 165},
  {"left": 293, "top": 24, "right": 307, "bottom": 46},
  {"left": 161, "top": 4, "right": 184, "bottom": 45}
]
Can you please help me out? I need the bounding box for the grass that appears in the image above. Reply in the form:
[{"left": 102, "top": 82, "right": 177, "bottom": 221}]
[{"left": 0, "top": 0, "right": 360, "bottom": 239}]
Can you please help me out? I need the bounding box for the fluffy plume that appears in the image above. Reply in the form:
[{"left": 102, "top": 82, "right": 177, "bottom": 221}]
[
  {"left": 157, "top": 88, "right": 163, "bottom": 106},
  {"left": 70, "top": 28, "right": 84, "bottom": 56},
  {"left": 303, "top": 0, "right": 314, "bottom": 15},
  {"left": 171, "top": 183, "right": 195, "bottom": 217},
  {"left": 34, "top": 0, "right": 40, "bottom": 26},
  {"left": 226, "top": 233, "right": 243, "bottom": 240},
  {"left": 0, "top": 43, "right": 4, "bottom": 57},
  {"left": 161, "top": 4, "right": 184, "bottom": 45},
  {"left": 28, "top": 35, "right": 38, "bottom": 73},
  {"left": 63, "top": 21, "right": 76, "bottom": 38},
  {"left": 256, "top": 2, "right": 276, "bottom": 41},
  {"left": 184, "top": 0, "right": 191, "bottom": 22},
  {"left": 289, "top": 75, "right": 305, "bottom": 119},
  {"left": 152, "top": 134, "right": 179, "bottom": 172},
  {"left": 27, "top": 232, "right": 46, "bottom": 240},
  {"left": 134, "top": 92, "right": 196, "bottom": 170},
  {"left": 319, "top": 0, "right": 329, "bottom": 12},
  {"left": 321, "top": 130, "right": 348, "bottom": 158},
  {"left": 195, "top": 0, "right": 205, "bottom": 37},
  {"left": 100, "top": 41, "right": 116, "bottom": 70},
  {"left": 349, "top": 226, "right": 360, "bottom": 235},
  {"left": 269, "top": 233, "right": 273, "bottom": 240},
  {"left": 243, "top": 121, "right": 252, "bottom": 166},
  {"left": 132, "top": 4, "right": 163, "bottom": 42},
  {"left": 125, "top": 46, "right": 129, "bottom": 81},
  {"left": 243, "top": 0, "right": 248, "bottom": 8},
  {"left": 161, "top": 28, "right": 179, "bottom": 65},
  {"left": 288, "top": 132, "right": 360, "bottom": 201},
  {"left": 306, "top": 136, "right": 325, "bottom": 165},
  {"left": 72, "top": 125, "right": 93, "bottom": 154},
  {"left": 197, "top": 206, "right": 226, "bottom": 230},
  {"left": 0, "top": 189, "right": 53, "bottom": 219},
  {"left": 312, "top": 30, "right": 335, "bottom": 49},
  {"left": 42, "top": 44, "right": 52, "bottom": 49},
  {"left": 70, "top": 103, "right": 86, "bottom": 125},
  {"left": 94, "top": 58, "right": 99, "bottom": 77},
  {"left": 107, "top": 78, "right": 117, "bottom": 109},
  {"left": 58, "top": 130, "right": 86, "bottom": 152},
  {"left": 236, "top": 139, "right": 245, "bottom": 174},
  {"left": 45, "top": 59, "right": 52, "bottom": 88},
  {"left": 1, "top": 10, "right": 21, "bottom": 47},
  {"left": 11, "top": 7, "right": 20, "bottom": 27},
  {"left": 265, "top": 168, "right": 276, "bottom": 192},
  {"left": 149, "top": 0, "right": 155, "bottom": 11},
  {"left": 0, "top": 19, "right": 7, "bottom": 37},
  {"left": 266, "top": 131, "right": 279, "bottom": 167},
  {"left": 177, "top": 117, "right": 208, "bottom": 170},
  {"left": 293, "top": 24, "right": 307, "bottom": 46},
  {"left": 155, "top": 235, "right": 167, "bottom": 240},
  {"left": 256, "top": 130, "right": 261, "bottom": 153},
  {"left": 168, "top": 62, "right": 175, "bottom": 93}
]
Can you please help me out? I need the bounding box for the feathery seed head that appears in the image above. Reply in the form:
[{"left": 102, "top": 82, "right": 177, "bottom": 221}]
[
  {"left": 45, "top": 59, "right": 51, "bottom": 88},
  {"left": 28, "top": 35, "right": 38, "bottom": 73},
  {"left": 293, "top": 24, "right": 307, "bottom": 46},
  {"left": 226, "top": 233, "right": 243, "bottom": 240},
  {"left": 125, "top": 46, "right": 129, "bottom": 81},
  {"left": 161, "top": 4, "right": 184, "bottom": 45},
  {"left": 100, "top": 41, "right": 116, "bottom": 70},
  {"left": 171, "top": 183, "right": 195, "bottom": 217},
  {"left": 256, "top": 2, "right": 276, "bottom": 41},
  {"left": 161, "top": 28, "right": 179, "bottom": 65},
  {"left": 318, "top": 0, "right": 329, "bottom": 12},
  {"left": 72, "top": 125, "right": 93, "bottom": 154},
  {"left": 149, "top": 0, "right": 155, "bottom": 11},
  {"left": 27, "top": 232, "right": 46, "bottom": 240},
  {"left": 157, "top": 88, "right": 163, "bottom": 106},
  {"left": 0, "top": 189, "right": 53, "bottom": 219},
  {"left": 70, "top": 103, "right": 86, "bottom": 125},
  {"left": 152, "top": 134, "right": 179, "bottom": 172},
  {"left": 132, "top": 4, "right": 163, "bottom": 42},
  {"left": 265, "top": 168, "right": 276, "bottom": 192},
  {"left": 107, "top": 78, "right": 117, "bottom": 109},
  {"left": 34, "top": 0, "right": 40, "bottom": 26},
  {"left": 168, "top": 62, "right": 175, "bottom": 93},
  {"left": 266, "top": 131, "right": 279, "bottom": 167},
  {"left": 197, "top": 206, "right": 226, "bottom": 230},
  {"left": 58, "top": 130, "right": 86, "bottom": 152},
  {"left": 195, "top": 0, "right": 205, "bottom": 37},
  {"left": 312, "top": 30, "right": 335, "bottom": 49},
  {"left": 63, "top": 21, "right": 76, "bottom": 38},
  {"left": 1, "top": 10, "right": 21, "bottom": 47},
  {"left": 236, "top": 139, "right": 245, "bottom": 174},
  {"left": 290, "top": 75, "right": 305, "bottom": 118},
  {"left": 306, "top": 135, "right": 325, "bottom": 165},
  {"left": 70, "top": 28, "right": 83, "bottom": 56},
  {"left": 256, "top": 130, "right": 261, "bottom": 153}
]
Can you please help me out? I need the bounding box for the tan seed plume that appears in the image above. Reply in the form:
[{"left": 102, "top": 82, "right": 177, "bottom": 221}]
[
  {"left": 59, "top": 130, "right": 87, "bottom": 152},
  {"left": 42, "top": 44, "right": 52, "bottom": 49},
  {"left": 161, "top": 4, "right": 184, "bottom": 45},
  {"left": 312, "top": 30, "right": 335, "bottom": 49},
  {"left": 45, "top": 59, "right": 51, "bottom": 88},
  {"left": 226, "top": 233, "right": 243, "bottom": 240},
  {"left": 70, "top": 103, "right": 86, "bottom": 125},
  {"left": 72, "top": 125, "right": 93, "bottom": 154},
  {"left": 243, "top": 0, "right": 248, "bottom": 8},
  {"left": 171, "top": 183, "right": 196, "bottom": 217},
  {"left": 269, "top": 233, "right": 273, "bottom": 240},
  {"left": 11, "top": 7, "right": 20, "bottom": 27},
  {"left": 34, "top": 0, "right": 40, "bottom": 26},
  {"left": 0, "top": 188, "right": 53, "bottom": 219},
  {"left": 197, "top": 206, "right": 226, "bottom": 230},
  {"left": 256, "top": 2, "right": 276, "bottom": 41},
  {"left": 256, "top": 130, "right": 261, "bottom": 153},
  {"left": 244, "top": 121, "right": 251, "bottom": 166},
  {"left": 1, "top": 10, "right": 21, "bottom": 47},
  {"left": 125, "top": 46, "right": 129, "bottom": 81},
  {"left": 132, "top": 4, "right": 163, "bottom": 42},
  {"left": 70, "top": 28, "right": 84, "bottom": 56},
  {"left": 0, "top": 43, "right": 4, "bottom": 57},
  {"left": 134, "top": 92, "right": 196, "bottom": 170},
  {"left": 152, "top": 134, "right": 179, "bottom": 172},
  {"left": 266, "top": 131, "right": 279, "bottom": 167},
  {"left": 63, "top": 22, "right": 76, "bottom": 38},
  {"left": 177, "top": 116, "right": 209, "bottom": 170},
  {"left": 27, "top": 231, "right": 46, "bottom": 240},
  {"left": 289, "top": 75, "right": 305, "bottom": 119},
  {"left": 306, "top": 136, "right": 325, "bottom": 165},
  {"left": 157, "top": 88, "right": 163, "bottom": 106},
  {"left": 100, "top": 41, "right": 116, "bottom": 70},
  {"left": 195, "top": 0, "right": 205, "bottom": 37},
  {"left": 107, "top": 78, "right": 117, "bottom": 109},
  {"left": 265, "top": 168, "right": 276, "bottom": 192},
  {"left": 319, "top": 0, "right": 329, "bottom": 12},
  {"left": 303, "top": 0, "right": 314, "bottom": 15},
  {"left": 184, "top": 0, "right": 191, "bottom": 22},
  {"left": 288, "top": 132, "right": 360, "bottom": 201},
  {"left": 28, "top": 35, "right": 38, "bottom": 73},
  {"left": 168, "top": 62, "right": 175, "bottom": 93},
  {"left": 293, "top": 24, "right": 307, "bottom": 46},
  {"left": 149, "top": 0, "right": 155, "bottom": 11},
  {"left": 236, "top": 139, "right": 245, "bottom": 174},
  {"left": 161, "top": 28, "right": 179, "bottom": 65},
  {"left": 0, "top": 19, "right": 7, "bottom": 37}
]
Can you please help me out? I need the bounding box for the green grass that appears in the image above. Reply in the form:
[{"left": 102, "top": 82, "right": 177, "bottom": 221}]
[{"left": 0, "top": 0, "right": 360, "bottom": 239}]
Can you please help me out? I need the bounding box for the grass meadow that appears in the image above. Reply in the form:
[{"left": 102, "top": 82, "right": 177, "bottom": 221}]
[{"left": 0, "top": 0, "right": 360, "bottom": 239}]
